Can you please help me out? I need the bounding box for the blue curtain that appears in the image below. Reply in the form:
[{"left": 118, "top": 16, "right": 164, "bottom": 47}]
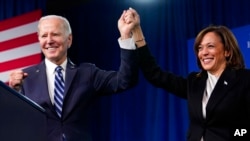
[
  {"left": 0, "top": 0, "right": 46, "bottom": 20},
  {"left": 2, "top": 0, "right": 250, "bottom": 141}
]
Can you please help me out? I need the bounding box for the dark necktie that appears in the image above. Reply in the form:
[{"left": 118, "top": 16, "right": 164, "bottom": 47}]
[{"left": 54, "top": 66, "right": 65, "bottom": 118}]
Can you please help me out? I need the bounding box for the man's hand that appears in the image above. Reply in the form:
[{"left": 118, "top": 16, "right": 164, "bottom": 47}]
[
  {"left": 9, "top": 70, "right": 28, "bottom": 91},
  {"left": 118, "top": 7, "right": 140, "bottom": 40}
]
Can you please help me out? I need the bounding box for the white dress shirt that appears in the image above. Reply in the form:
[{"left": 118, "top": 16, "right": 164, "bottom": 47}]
[
  {"left": 201, "top": 72, "right": 219, "bottom": 141},
  {"left": 45, "top": 58, "right": 67, "bottom": 104}
]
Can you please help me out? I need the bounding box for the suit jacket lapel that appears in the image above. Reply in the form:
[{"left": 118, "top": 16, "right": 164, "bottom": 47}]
[
  {"left": 62, "top": 59, "right": 77, "bottom": 119},
  {"left": 64, "top": 59, "right": 77, "bottom": 98},
  {"left": 189, "top": 72, "right": 207, "bottom": 121},
  {"left": 206, "top": 68, "right": 238, "bottom": 119},
  {"left": 26, "top": 60, "right": 78, "bottom": 119},
  {"left": 27, "top": 62, "right": 55, "bottom": 113}
]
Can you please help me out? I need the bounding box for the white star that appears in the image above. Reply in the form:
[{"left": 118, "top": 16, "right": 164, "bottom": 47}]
[{"left": 224, "top": 81, "right": 228, "bottom": 85}]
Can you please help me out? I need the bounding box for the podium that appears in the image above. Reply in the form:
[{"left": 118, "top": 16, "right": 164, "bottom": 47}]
[{"left": 0, "top": 81, "right": 47, "bottom": 141}]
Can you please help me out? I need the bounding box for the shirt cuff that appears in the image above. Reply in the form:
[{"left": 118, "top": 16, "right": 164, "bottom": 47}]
[{"left": 118, "top": 38, "right": 136, "bottom": 50}]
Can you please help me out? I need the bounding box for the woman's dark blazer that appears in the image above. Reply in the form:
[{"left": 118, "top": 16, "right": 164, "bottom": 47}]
[{"left": 138, "top": 45, "right": 250, "bottom": 141}]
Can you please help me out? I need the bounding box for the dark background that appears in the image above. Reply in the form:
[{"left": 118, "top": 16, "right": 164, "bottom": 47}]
[{"left": 1, "top": 0, "right": 250, "bottom": 140}]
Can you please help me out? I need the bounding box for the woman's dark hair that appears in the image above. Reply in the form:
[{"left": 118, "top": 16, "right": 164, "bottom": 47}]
[{"left": 194, "top": 25, "right": 245, "bottom": 71}]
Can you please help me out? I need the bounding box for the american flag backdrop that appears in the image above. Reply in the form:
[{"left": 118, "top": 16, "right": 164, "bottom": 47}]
[{"left": 0, "top": 10, "right": 42, "bottom": 83}]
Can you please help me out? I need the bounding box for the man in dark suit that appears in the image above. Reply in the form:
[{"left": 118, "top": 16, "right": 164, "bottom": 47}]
[{"left": 8, "top": 8, "right": 139, "bottom": 141}]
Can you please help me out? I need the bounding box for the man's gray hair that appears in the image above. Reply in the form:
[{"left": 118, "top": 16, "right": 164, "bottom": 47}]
[{"left": 37, "top": 15, "right": 72, "bottom": 36}]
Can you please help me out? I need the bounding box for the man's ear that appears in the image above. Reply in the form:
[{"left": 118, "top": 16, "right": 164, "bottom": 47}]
[{"left": 67, "top": 34, "right": 73, "bottom": 48}]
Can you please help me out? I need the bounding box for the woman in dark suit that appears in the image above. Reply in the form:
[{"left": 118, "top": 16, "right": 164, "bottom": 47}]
[{"left": 128, "top": 8, "right": 250, "bottom": 141}]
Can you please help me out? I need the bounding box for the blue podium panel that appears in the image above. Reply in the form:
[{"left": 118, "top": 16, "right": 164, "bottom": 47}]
[{"left": 0, "top": 81, "right": 47, "bottom": 141}]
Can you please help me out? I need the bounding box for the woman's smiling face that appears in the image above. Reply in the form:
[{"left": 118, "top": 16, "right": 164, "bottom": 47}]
[{"left": 198, "top": 32, "right": 229, "bottom": 76}]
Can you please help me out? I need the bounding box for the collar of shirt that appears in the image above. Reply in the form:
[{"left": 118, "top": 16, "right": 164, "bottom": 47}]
[
  {"left": 45, "top": 58, "right": 67, "bottom": 76},
  {"left": 44, "top": 58, "right": 67, "bottom": 104}
]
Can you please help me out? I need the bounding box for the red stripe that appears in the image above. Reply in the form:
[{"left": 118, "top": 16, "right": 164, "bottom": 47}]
[
  {"left": 0, "top": 54, "right": 41, "bottom": 72},
  {"left": 0, "top": 33, "right": 38, "bottom": 51},
  {"left": 0, "top": 9, "right": 41, "bottom": 31}
]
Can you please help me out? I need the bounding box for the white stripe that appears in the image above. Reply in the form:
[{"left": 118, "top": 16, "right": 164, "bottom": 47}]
[
  {"left": 55, "top": 104, "right": 62, "bottom": 111},
  {"left": 0, "top": 66, "right": 31, "bottom": 82},
  {"left": 0, "top": 21, "right": 38, "bottom": 42},
  {"left": 1, "top": 42, "right": 41, "bottom": 62},
  {"left": 55, "top": 96, "right": 63, "bottom": 105},
  {"left": 0, "top": 72, "right": 11, "bottom": 83}
]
